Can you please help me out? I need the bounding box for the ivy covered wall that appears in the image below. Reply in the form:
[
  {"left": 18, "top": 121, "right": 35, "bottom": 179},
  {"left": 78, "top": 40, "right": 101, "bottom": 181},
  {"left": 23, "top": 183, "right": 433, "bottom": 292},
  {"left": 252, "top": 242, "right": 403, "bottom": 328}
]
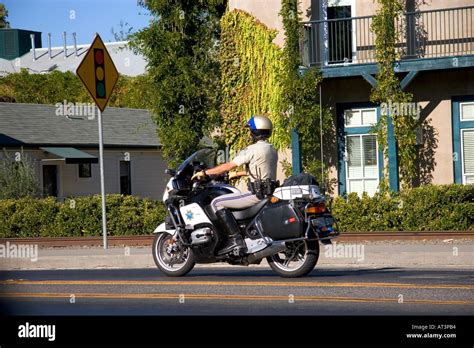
[
  {"left": 220, "top": 6, "right": 334, "bottom": 185},
  {"left": 219, "top": 9, "right": 289, "bottom": 154}
]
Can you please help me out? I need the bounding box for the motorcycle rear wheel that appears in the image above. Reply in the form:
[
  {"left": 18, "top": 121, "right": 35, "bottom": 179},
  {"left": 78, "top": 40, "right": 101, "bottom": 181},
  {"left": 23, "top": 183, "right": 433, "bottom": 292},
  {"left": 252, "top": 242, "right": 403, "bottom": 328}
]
[
  {"left": 267, "top": 240, "right": 319, "bottom": 278},
  {"left": 153, "top": 233, "right": 195, "bottom": 277}
]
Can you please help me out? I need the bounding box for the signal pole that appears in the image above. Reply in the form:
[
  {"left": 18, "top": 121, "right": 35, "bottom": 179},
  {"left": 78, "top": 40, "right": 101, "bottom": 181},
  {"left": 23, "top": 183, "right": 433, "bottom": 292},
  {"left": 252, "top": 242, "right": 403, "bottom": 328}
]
[{"left": 97, "top": 107, "right": 108, "bottom": 249}]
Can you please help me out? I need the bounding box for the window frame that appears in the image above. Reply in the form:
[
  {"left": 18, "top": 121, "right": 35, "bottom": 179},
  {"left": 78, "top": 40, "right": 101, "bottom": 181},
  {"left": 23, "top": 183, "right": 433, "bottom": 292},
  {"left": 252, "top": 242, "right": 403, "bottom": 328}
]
[
  {"left": 337, "top": 103, "right": 384, "bottom": 196},
  {"left": 345, "top": 133, "right": 380, "bottom": 196},
  {"left": 452, "top": 96, "right": 474, "bottom": 185},
  {"left": 321, "top": 0, "right": 357, "bottom": 65},
  {"left": 344, "top": 107, "right": 378, "bottom": 128}
]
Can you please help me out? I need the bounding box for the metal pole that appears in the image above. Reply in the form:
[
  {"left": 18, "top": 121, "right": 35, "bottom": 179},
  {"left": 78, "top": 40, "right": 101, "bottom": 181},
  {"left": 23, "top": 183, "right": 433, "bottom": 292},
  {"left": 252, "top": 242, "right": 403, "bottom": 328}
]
[
  {"left": 97, "top": 107, "right": 108, "bottom": 249},
  {"left": 319, "top": 84, "right": 324, "bottom": 186},
  {"left": 30, "top": 34, "right": 36, "bottom": 61}
]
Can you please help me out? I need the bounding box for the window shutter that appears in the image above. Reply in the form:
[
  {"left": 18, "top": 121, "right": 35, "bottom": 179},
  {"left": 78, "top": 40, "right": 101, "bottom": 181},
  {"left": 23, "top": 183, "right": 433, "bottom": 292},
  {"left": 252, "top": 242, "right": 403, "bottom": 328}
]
[
  {"left": 347, "top": 136, "right": 362, "bottom": 178},
  {"left": 462, "top": 130, "right": 474, "bottom": 175}
]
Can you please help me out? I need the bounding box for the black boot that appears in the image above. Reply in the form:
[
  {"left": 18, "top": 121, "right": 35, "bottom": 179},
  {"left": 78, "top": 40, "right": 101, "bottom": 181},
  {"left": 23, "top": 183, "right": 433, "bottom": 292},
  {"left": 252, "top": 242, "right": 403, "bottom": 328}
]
[{"left": 216, "top": 209, "right": 245, "bottom": 255}]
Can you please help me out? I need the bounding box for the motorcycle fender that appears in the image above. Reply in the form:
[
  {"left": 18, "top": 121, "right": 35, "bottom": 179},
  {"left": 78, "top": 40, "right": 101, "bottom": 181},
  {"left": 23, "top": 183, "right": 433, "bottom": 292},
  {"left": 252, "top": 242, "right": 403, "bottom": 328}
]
[{"left": 153, "top": 222, "right": 175, "bottom": 235}]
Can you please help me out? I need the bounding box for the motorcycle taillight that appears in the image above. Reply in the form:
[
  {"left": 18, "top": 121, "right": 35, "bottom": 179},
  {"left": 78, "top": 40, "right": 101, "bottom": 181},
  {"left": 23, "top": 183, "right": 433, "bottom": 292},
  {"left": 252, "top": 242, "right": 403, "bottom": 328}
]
[{"left": 305, "top": 203, "right": 326, "bottom": 214}]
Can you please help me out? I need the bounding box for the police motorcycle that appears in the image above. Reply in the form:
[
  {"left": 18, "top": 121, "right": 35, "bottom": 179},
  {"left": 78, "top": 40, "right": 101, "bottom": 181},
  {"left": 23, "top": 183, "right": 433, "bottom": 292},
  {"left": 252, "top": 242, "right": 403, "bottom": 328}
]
[{"left": 152, "top": 148, "right": 339, "bottom": 278}]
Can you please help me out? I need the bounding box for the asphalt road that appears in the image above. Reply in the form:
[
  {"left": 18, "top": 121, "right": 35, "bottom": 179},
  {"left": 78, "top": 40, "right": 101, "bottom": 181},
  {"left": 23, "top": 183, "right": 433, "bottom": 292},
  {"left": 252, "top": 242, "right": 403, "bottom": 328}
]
[{"left": 0, "top": 266, "right": 473, "bottom": 316}]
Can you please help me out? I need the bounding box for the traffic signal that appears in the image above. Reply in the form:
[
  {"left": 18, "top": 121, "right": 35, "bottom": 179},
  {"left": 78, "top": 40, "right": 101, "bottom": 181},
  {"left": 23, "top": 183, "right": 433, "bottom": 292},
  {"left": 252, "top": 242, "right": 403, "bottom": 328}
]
[
  {"left": 77, "top": 34, "right": 119, "bottom": 112},
  {"left": 94, "top": 48, "right": 106, "bottom": 99}
]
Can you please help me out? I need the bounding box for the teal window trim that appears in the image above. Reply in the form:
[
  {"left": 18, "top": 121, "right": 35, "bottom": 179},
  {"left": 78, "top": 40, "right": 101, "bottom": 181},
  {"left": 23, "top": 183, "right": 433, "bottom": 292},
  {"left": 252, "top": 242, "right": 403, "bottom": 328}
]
[
  {"left": 386, "top": 113, "right": 399, "bottom": 192},
  {"left": 291, "top": 128, "right": 301, "bottom": 175},
  {"left": 452, "top": 95, "right": 474, "bottom": 184},
  {"left": 337, "top": 103, "right": 384, "bottom": 196}
]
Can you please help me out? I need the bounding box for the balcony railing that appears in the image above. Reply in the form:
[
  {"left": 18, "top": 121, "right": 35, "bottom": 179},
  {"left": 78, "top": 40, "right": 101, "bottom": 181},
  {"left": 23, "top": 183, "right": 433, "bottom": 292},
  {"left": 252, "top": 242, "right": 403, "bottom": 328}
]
[{"left": 301, "top": 5, "right": 474, "bottom": 67}]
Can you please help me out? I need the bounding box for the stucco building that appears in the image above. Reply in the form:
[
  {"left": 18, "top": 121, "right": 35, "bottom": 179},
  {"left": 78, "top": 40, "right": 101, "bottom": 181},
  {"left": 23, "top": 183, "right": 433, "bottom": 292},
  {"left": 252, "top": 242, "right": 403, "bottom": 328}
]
[{"left": 230, "top": 0, "right": 474, "bottom": 195}]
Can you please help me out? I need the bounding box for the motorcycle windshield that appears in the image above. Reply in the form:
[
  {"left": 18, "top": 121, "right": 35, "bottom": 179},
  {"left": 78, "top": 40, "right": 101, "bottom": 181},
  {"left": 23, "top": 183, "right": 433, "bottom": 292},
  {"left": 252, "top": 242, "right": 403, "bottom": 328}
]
[{"left": 176, "top": 148, "right": 216, "bottom": 174}]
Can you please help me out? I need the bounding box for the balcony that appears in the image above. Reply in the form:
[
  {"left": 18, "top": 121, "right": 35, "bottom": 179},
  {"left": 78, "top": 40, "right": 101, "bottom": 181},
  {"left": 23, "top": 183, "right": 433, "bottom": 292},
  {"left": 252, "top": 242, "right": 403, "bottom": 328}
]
[{"left": 301, "top": 5, "right": 474, "bottom": 79}]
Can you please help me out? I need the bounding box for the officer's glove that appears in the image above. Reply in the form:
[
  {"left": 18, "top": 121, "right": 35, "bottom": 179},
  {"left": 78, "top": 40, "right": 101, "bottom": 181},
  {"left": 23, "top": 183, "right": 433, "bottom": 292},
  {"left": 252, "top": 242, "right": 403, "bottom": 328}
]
[
  {"left": 191, "top": 170, "right": 207, "bottom": 181},
  {"left": 228, "top": 171, "right": 239, "bottom": 180}
]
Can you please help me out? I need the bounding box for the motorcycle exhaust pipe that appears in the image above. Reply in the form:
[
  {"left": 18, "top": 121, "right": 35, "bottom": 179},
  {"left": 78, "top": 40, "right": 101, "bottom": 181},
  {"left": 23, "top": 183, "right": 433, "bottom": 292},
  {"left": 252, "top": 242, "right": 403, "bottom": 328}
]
[{"left": 246, "top": 241, "right": 286, "bottom": 264}]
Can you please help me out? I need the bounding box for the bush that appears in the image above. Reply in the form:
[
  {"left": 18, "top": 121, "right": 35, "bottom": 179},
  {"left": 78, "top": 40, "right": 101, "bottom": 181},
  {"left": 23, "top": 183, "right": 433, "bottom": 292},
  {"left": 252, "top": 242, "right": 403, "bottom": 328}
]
[
  {"left": 0, "top": 151, "right": 41, "bottom": 199},
  {"left": 331, "top": 184, "right": 474, "bottom": 232},
  {"left": 0, "top": 197, "right": 58, "bottom": 237},
  {"left": 0, "top": 185, "right": 472, "bottom": 237},
  {"left": 0, "top": 195, "right": 167, "bottom": 238}
]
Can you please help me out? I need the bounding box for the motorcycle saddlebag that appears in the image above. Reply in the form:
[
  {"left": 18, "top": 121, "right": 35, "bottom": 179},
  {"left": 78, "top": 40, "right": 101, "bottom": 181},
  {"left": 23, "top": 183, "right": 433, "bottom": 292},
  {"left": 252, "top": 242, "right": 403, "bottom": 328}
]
[{"left": 257, "top": 201, "right": 303, "bottom": 240}]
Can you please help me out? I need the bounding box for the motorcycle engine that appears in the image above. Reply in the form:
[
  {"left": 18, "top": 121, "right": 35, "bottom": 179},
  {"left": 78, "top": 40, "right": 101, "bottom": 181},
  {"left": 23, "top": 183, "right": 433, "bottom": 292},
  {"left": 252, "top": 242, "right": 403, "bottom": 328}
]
[{"left": 190, "top": 227, "right": 213, "bottom": 245}]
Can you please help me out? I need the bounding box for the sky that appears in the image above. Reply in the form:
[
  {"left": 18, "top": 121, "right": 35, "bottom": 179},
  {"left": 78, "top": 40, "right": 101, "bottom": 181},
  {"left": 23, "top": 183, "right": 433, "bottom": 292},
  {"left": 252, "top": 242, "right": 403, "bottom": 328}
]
[{"left": 3, "top": 0, "right": 151, "bottom": 47}]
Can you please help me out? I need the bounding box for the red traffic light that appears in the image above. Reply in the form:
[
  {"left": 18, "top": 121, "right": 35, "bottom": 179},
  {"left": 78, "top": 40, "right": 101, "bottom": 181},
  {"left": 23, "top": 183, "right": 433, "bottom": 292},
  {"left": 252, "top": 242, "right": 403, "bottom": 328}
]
[{"left": 95, "top": 50, "right": 104, "bottom": 65}]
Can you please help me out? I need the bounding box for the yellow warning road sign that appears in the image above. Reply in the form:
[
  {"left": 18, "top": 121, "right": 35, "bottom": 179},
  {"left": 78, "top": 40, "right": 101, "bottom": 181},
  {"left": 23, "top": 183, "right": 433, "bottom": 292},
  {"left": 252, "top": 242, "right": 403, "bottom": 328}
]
[{"left": 76, "top": 34, "right": 119, "bottom": 112}]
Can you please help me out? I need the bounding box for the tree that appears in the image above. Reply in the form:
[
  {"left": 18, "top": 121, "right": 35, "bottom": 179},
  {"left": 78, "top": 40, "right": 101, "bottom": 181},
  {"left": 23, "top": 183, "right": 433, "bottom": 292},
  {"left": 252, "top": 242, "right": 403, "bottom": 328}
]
[
  {"left": 0, "top": 3, "right": 9, "bottom": 28},
  {"left": 370, "top": 0, "right": 418, "bottom": 190},
  {"left": 111, "top": 20, "right": 134, "bottom": 41},
  {"left": 130, "top": 0, "right": 226, "bottom": 167},
  {"left": 0, "top": 150, "right": 41, "bottom": 199},
  {"left": 280, "top": 0, "right": 336, "bottom": 185},
  {"left": 0, "top": 69, "right": 90, "bottom": 104},
  {"left": 0, "top": 69, "right": 153, "bottom": 109}
]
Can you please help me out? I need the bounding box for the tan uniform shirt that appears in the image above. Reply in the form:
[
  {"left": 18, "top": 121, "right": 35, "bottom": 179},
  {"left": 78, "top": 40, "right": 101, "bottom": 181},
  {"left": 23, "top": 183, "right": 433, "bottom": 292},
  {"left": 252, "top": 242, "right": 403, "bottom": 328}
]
[{"left": 232, "top": 140, "right": 278, "bottom": 181}]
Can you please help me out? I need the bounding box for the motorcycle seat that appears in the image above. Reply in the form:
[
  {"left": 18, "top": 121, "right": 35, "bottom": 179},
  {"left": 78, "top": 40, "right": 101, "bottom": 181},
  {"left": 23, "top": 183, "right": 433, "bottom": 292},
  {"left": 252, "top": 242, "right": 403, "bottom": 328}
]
[{"left": 231, "top": 198, "right": 269, "bottom": 220}]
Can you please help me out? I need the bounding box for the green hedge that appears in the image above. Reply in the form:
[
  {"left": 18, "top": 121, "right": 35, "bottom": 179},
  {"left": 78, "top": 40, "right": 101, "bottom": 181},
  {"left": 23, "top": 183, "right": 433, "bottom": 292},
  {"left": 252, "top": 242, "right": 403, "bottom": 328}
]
[
  {"left": 0, "top": 185, "right": 473, "bottom": 237},
  {"left": 0, "top": 195, "right": 166, "bottom": 238},
  {"left": 332, "top": 184, "right": 474, "bottom": 232}
]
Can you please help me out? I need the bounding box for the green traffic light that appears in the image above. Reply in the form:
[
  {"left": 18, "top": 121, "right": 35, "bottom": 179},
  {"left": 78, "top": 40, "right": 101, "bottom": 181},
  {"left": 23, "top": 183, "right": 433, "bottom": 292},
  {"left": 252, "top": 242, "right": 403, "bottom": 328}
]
[{"left": 97, "top": 82, "right": 105, "bottom": 98}]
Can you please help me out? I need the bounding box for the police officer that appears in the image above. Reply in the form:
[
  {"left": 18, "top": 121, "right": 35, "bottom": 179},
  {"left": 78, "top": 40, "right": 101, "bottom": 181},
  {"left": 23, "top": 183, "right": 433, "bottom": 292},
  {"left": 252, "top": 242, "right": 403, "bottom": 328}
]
[{"left": 192, "top": 115, "right": 278, "bottom": 255}]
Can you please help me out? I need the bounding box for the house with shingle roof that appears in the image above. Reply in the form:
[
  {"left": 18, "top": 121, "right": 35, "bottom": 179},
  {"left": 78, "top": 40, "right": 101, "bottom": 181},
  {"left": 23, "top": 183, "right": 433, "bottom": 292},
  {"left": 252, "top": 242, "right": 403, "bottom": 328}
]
[{"left": 0, "top": 102, "right": 167, "bottom": 200}]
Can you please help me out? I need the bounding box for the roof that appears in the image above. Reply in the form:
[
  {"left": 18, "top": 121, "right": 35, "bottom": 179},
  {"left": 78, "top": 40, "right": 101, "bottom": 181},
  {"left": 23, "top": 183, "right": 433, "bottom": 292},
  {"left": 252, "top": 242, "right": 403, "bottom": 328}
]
[
  {"left": 40, "top": 147, "right": 98, "bottom": 164},
  {"left": 0, "top": 41, "right": 147, "bottom": 77},
  {"left": 0, "top": 102, "right": 160, "bottom": 148}
]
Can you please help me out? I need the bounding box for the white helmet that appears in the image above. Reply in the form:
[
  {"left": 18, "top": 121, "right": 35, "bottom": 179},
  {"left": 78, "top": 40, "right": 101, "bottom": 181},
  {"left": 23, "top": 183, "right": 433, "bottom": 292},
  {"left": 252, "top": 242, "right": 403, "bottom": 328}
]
[{"left": 246, "top": 115, "right": 272, "bottom": 141}]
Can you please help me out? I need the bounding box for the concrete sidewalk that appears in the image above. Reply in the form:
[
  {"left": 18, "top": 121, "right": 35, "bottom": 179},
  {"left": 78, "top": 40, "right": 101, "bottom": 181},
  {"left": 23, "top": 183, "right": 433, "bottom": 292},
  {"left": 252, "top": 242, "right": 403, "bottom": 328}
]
[{"left": 0, "top": 239, "right": 472, "bottom": 271}]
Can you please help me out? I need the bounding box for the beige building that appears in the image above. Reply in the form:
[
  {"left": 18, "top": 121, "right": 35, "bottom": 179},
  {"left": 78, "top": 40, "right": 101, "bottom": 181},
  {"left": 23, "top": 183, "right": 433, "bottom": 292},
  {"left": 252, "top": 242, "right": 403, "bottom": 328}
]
[
  {"left": 230, "top": 0, "right": 474, "bottom": 195},
  {"left": 0, "top": 103, "right": 168, "bottom": 200}
]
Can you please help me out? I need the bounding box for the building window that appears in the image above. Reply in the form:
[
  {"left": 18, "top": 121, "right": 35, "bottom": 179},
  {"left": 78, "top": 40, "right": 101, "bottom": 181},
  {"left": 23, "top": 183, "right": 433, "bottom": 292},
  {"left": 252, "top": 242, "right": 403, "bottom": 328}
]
[
  {"left": 460, "top": 102, "right": 474, "bottom": 121},
  {"left": 338, "top": 105, "right": 383, "bottom": 196},
  {"left": 120, "top": 161, "right": 131, "bottom": 195},
  {"left": 346, "top": 134, "right": 379, "bottom": 196},
  {"left": 344, "top": 108, "right": 377, "bottom": 127},
  {"left": 78, "top": 163, "right": 92, "bottom": 178}
]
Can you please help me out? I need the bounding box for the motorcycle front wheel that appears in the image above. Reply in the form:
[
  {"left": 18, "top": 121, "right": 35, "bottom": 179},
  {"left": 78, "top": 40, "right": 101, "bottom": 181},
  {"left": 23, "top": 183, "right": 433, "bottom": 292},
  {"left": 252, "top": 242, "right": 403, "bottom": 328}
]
[
  {"left": 153, "top": 233, "right": 195, "bottom": 277},
  {"left": 267, "top": 240, "right": 319, "bottom": 278}
]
